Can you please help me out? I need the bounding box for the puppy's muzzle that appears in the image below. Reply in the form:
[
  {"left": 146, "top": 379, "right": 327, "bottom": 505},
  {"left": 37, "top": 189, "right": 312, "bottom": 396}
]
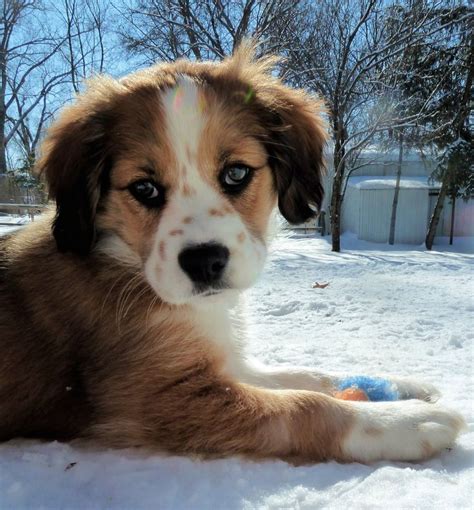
[{"left": 178, "top": 243, "right": 229, "bottom": 289}]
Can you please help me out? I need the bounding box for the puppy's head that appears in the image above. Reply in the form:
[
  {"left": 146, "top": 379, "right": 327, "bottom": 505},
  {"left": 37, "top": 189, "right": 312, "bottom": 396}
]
[{"left": 38, "top": 44, "right": 327, "bottom": 306}]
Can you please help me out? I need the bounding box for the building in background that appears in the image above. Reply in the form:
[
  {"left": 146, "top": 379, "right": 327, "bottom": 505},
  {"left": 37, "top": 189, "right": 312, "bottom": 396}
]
[{"left": 316, "top": 150, "right": 474, "bottom": 244}]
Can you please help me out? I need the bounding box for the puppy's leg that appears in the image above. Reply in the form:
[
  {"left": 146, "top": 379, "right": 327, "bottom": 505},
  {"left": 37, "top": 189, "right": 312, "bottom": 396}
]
[
  {"left": 232, "top": 358, "right": 339, "bottom": 394},
  {"left": 98, "top": 378, "right": 464, "bottom": 462},
  {"left": 234, "top": 359, "right": 441, "bottom": 402},
  {"left": 387, "top": 377, "right": 441, "bottom": 402}
]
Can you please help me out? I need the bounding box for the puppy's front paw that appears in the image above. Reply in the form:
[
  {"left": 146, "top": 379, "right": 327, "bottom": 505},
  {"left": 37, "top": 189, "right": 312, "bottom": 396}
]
[
  {"left": 391, "top": 377, "right": 441, "bottom": 403},
  {"left": 341, "top": 400, "right": 466, "bottom": 463}
]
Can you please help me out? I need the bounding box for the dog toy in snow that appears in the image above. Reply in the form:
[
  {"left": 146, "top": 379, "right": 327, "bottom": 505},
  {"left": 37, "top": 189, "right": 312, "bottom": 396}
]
[{"left": 334, "top": 376, "right": 400, "bottom": 402}]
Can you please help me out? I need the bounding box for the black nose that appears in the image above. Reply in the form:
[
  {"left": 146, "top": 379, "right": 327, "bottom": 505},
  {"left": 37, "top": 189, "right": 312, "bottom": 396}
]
[{"left": 178, "top": 243, "right": 229, "bottom": 286}]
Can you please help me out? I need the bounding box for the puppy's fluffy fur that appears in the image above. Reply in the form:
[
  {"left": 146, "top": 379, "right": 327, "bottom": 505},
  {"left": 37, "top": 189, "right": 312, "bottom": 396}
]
[{"left": 0, "top": 46, "right": 464, "bottom": 463}]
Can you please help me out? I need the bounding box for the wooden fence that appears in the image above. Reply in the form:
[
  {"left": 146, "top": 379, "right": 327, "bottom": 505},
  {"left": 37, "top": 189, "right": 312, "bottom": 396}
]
[{"left": 0, "top": 203, "right": 47, "bottom": 225}]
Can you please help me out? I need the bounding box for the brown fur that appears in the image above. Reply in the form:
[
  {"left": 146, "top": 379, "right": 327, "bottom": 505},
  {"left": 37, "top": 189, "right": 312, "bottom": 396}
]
[
  {"left": 0, "top": 44, "right": 355, "bottom": 463},
  {"left": 159, "top": 241, "right": 167, "bottom": 261},
  {"left": 237, "top": 232, "right": 246, "bottom": 243},
  {"left": 364, "top": 426, "right": 383, "bottom": 437}
]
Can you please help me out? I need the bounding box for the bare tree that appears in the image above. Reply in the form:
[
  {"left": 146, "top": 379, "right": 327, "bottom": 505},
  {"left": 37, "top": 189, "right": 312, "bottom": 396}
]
[
  {"left": 376, "top": 1, "right": 472, "bottom": 249},
  {"left": 1, "top": 1, "right": 70, "bottom": 175},
  {"left": 284, "top": 0, "right": 470, "bottom": 251},
  {"left": 118, "top": 0, "right": 300, "bottom": 63},
  {"left": 424, "top": 9, "right": 473, "bottom": 249},
  {"left": 56, "top": 0, "right": 109, "bottom": 93},
  {"left": 1, "top": 0, "right": 116, "bottom": 195},
  {"left": 388, "top": 132, "right": 403, "bottom": 245},
  {"left": 10, "top": 80, "right": 56, "bottom": 165}
]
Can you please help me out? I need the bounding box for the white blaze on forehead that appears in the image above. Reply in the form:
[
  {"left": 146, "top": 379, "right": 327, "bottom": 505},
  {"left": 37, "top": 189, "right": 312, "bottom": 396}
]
[
  {"left": 144, "top": 75, "right": 268, "bottom": 306},
  {"left": 162, "top": 75, "right": 205, "bottom": 184}
]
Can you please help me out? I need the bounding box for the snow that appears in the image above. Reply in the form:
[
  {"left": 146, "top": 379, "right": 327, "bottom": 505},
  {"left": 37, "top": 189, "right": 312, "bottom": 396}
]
[
  {"left": 0, "top": 214, "right": 30, "bottom": 235},
  {"left": 0, "top": 216, "right": 29, "bottom": 225},
  {"left": 347, "top": 175, "right": 440, "bottom": 190},
  {"left": 1, "top": 232, "right": 473, "bottom": 509},
  {"left": 0, "top": 225, "right": 23, "bottom": 235}
]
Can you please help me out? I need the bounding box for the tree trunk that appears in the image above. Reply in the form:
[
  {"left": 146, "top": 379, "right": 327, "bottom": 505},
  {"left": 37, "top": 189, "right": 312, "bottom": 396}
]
[
  {"left": 330, "top": 115, "right": 345, "bottom": 253},
  {"left": 330, "top": 170, "right": 343, "bottom": 252},
  {"left": 426, "top": 34, "right": 472, "bottom": 251},
  {"left": 449, "top": 193, "right": 456, "bottom": 245},
  {"left": 0, "top": 112, "right": 6, "bottom": 174},
  {"left": 1, "top": 44, "right": 6, "bottom": 175},
  {"left": 426, "top": 175, "right": 448, "bottom": 250},
  {"left": 388, "top": 133, "right": 404, "bottom": 245}
]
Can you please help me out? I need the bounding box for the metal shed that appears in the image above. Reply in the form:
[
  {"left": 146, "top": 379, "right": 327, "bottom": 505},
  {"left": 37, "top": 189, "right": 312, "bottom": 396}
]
[{"left": 342, "top": 176, "right": 439, "bottom": 244}]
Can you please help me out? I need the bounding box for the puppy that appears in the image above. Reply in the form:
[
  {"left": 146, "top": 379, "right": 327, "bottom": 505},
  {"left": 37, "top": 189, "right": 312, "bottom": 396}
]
[{"left": 0, "top": 45, "right": 464, "bottom": 463}]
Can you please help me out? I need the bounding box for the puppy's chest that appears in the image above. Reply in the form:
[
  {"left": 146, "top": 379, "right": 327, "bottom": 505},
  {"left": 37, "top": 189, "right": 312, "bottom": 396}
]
[{"left": 188, "top": 306, "right": 245, "bottom": 378}]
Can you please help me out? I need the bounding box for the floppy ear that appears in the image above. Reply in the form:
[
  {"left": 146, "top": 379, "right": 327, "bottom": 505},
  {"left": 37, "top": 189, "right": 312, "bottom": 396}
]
[
  {"left": 37, "top": 95, "right": 113, "bottom": 255},
  {"left": 220, "top": 43, "right": 327, "bottom": 224},
  {"left": 262, "top": 87, "right": 327, "bottom": 224}
]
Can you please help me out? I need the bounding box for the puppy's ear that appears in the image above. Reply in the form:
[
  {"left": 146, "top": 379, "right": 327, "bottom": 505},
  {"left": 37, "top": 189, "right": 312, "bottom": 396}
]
[
  {"left": 37, "top": 86, "right": 114, "bottom": 255},
  {"left": 222, "top": 43, "right": 327, "bottom": 224},
  {"left": 262, "top": 87, "right": 327, "bottom": 224}
]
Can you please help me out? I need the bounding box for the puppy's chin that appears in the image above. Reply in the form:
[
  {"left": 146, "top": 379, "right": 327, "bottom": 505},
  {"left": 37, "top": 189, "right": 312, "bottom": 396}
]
[
  {"left": 189, "top": 288, "right": 240, "bottom": 309},
  {"left": 150, "top": 284, "right": 240, "bottom": 309}
]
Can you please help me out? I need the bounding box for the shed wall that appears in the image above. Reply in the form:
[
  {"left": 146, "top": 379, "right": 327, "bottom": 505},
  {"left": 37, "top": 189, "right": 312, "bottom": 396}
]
[
  {"left": 341, "top": 186, "right": 359, "bottom": 234},
  {"left": 357, "top": 188, "right": 429, "bottom": 244},
  {"left": 442, "top": 198, "right": 474, "bottom": 236},
  {"left": 358, "top": 189, "right": 391, "bottom": 243},
  {"left": 394, "top": 189, "right": 430, "bottom": 243}
]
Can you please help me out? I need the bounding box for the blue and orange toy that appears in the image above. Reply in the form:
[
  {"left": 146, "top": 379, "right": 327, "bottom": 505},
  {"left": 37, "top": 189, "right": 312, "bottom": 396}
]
[{"left": 334, "top": 376, "right": 399, "bottom": 402}]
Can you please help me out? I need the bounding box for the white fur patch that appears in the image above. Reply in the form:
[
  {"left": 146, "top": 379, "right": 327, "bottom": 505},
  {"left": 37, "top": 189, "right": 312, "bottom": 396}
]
[
  {"left": 228, "top": 356, "right": 340, "bottom": 392},
  {"left": 95, "top": 233, "right": 141, "bottom": 267},
  {"left": 342, "top": 400, "right": 465, "bottom": 462},
  {"left": 144, "top": 76, "right": 267, "bottom": 306},
  {"left": 189, "top": 298, "right": 246, "bottom": 374},
  {"left": 160, "top": 75, "right": 204, "bottom": 192}
]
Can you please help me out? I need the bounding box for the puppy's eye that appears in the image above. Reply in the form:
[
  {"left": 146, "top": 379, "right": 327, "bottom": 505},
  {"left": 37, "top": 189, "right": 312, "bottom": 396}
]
[
  {"left": 128, "top": 180, "right": 165, "bottom": 207},
  {"left": 220, "top": 164, "right": 253, "bottom": 194}
]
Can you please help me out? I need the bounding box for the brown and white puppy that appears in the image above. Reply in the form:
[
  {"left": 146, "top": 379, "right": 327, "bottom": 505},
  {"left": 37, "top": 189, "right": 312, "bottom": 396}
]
[{"left": 0, "top": 45, "right": 465, "bottom": 463}]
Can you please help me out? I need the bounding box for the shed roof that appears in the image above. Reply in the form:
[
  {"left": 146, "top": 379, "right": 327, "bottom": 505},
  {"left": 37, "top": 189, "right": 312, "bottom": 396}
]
[{"left": 347, "top": 176, "right": 440, "bottom": 190}]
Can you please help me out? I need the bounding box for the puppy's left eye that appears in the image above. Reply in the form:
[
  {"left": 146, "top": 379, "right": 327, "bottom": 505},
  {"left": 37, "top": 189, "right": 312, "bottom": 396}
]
[
  {"left": 128, "top": 179, "right": 165, "bottom": 208},
  {"left": 220, "top": 164, "right": 253, "bottom": 194}
]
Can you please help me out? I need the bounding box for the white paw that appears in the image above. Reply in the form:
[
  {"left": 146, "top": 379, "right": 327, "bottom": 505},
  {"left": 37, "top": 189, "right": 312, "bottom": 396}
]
[
  {"left": 390, "top": 377, "right": 442, "bottom": 403},
  {"left": 342, "top": 400, "right": 466, "bottom": 463}
]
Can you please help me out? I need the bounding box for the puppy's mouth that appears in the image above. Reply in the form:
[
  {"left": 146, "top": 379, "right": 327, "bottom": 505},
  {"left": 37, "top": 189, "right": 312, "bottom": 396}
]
[
  {"left": 192, "top": 281, "right": 231, "bottom": 298},
  {"left": 201, "top": 290, "right": 222, "bottom": 297}
]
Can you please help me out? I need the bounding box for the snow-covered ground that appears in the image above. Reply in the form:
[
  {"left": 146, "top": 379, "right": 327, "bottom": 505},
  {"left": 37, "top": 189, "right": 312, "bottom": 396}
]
[
  {"left": 0, "top": 225, "right": 23, "bottom": 235},
  {"left": 1, "top": 231, "right": 473, "bottom": 509}
]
